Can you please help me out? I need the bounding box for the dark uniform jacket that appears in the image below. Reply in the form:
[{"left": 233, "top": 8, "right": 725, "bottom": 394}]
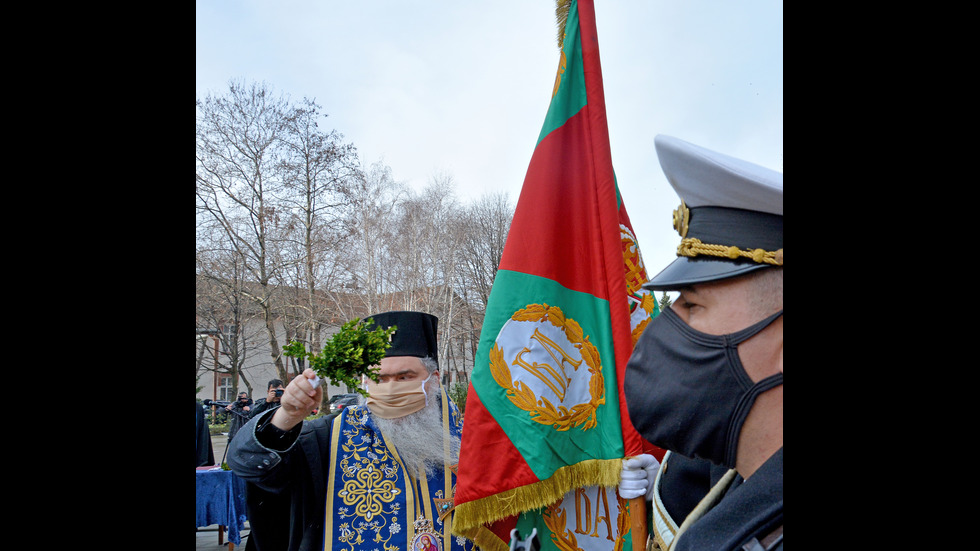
[
  {"left": 674, "top": 447, "right": 783, "bottom": 551},
  {"left": 658, "top": 452, "right": 730, "bottom": 525}
]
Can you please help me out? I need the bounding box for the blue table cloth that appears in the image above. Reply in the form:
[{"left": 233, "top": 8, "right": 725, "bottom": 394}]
[{"left": 196, "top": 467, "right": 248, "bottom": 545}]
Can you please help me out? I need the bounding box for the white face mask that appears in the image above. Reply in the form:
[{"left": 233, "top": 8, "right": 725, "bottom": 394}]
[{"left": 365, "top": 374, "right": 433, "bottom": 419}]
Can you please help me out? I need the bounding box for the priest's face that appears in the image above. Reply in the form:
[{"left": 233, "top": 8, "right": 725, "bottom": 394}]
[
  {"left": 368, "top": 356, "right": 432, "bottom": 388},
  {"left": 362, "top": 356, "right": 455, "bottom": 476}
]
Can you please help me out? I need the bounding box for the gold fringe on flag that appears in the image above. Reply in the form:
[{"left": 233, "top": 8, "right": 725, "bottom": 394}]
[
  {"left": 451, "top": 457, "right": 625, "bottom": 551},
  {"left": 453, "top": 524, "right": 510, "bottom": 551},
  {"left": 555, "top": 0, "right": 571, "bottom": 49}
]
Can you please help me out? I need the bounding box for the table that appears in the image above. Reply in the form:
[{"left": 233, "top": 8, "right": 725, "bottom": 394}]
[{"left": 196, "top": 466, "right": 248, "bottom": 547}]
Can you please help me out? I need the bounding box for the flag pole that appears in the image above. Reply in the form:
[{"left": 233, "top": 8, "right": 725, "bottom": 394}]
[
  {"left": 558, "top": 1, "right": 650, "bottom": 550},
  {"left": 630, "top": 496, "right": 647, "bottom": 551}
]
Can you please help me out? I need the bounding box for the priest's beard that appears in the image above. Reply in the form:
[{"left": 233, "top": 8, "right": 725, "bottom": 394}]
[{"left": 363, "top": 376, "right": 460, "bottom": 478}]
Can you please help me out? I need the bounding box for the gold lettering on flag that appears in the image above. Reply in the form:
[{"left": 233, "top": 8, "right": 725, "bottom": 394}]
[
  {"left": 489, "top": 304, "right": 605, "bottom": 431},
  {"left": 513, "top": 328, "right": 582, "bottom": 402},
  {"left": 573, "top": 486, "right": 613, "bottom": 541},
  {"left": 542, "top": 486, "right": 630, "bottom": 551}
]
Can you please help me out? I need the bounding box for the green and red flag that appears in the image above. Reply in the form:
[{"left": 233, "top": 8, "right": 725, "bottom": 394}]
[{"left": 451, "top": 1, "right": 661, "bottom": 550}]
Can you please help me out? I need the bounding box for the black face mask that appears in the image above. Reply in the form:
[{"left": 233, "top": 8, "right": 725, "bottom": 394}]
[{"left": 625, "top": 306, "right": 783, "bottom": 468}]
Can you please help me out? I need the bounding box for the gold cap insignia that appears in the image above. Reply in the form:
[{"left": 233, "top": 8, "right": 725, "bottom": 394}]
[{"left": 672, "top": 201, "right": 690, "bottom": 237}]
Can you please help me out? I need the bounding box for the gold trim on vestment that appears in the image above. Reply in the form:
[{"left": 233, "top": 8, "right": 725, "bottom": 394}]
[
  {"left": 324, "top": 412, "right": 344, "bottom": 547},
  {"left": 441, "top": 387, "right": 453, "bottom": 551}
]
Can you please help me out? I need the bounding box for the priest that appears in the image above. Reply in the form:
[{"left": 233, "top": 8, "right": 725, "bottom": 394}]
[{"left": 228, "top": 311, "right": 475, "bottom": 551}]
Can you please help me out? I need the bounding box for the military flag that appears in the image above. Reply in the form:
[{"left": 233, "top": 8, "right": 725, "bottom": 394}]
[{"left": 450, "top": 1, "right": 661, "bottom": 550}]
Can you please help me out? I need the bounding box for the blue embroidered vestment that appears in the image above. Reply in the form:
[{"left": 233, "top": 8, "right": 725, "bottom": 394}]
[{"left": 324, "top": 390, "right": 474, "bottom": 551}]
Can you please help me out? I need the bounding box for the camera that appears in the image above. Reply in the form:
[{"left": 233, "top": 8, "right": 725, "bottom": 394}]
[{"left": 274, "top": 388, "right": 284, "bottom": 397}]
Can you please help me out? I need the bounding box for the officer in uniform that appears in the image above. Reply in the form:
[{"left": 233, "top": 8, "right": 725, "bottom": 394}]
[{"left": 618, "top": 135, "right": 783, "bottom": 551}]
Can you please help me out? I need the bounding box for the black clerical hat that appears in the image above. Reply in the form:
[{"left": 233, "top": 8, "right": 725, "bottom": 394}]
[{"left": 362, "top": 311, "right": 439, "bottom": 363}]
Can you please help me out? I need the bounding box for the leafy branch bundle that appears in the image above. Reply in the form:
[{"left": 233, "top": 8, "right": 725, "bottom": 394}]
[{"left": 283, "top": 319, "right": 396, "bottom": 396}]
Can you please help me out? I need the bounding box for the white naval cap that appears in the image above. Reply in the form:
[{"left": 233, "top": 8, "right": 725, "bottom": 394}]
[{"left": 643, "top": 135, "right": 783, "bottom": 291}]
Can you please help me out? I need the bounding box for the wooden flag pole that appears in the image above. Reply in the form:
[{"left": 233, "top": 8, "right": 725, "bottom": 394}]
[{"left": 630, "top": 496, "right": 647, "bottom": 551}]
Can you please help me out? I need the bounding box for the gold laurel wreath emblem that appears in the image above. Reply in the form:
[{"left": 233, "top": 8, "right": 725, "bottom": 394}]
[
  {"left": 621, "top": 224, "right": 655, "bottom": 346},
  {"left": 552, "top": 43, "right": 567, "bottom": 98},
  {"left": 489, "top": 304, "right": 604, "bottom": 431},
  {"left": 620, "top": 225, "right": 647, "bottom": 296}
]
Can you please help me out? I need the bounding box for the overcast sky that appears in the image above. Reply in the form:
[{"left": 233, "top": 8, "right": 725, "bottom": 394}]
[{"left": 196, "top": 0, "right": 782, "bottom": 284}]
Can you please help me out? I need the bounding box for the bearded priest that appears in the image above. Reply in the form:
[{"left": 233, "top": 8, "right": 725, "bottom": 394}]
[{"left": 228, "top": 311, "right": 474, "bottom": 551}]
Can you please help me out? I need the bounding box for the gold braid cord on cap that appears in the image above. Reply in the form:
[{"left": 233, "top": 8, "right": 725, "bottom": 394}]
[
  {"left": 677, "top": 238, "right": 783, "bottom": 266},
  {"left": 672, "top": 202, "right": 783, "bottom": 266}
]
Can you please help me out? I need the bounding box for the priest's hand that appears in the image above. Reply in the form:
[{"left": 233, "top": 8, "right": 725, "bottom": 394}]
[
  {"left": 618, "top": 454, "right": 660, "bottom": 501},
  {"left": 271, "top": 368, "right": 323, "bottom": 431}
]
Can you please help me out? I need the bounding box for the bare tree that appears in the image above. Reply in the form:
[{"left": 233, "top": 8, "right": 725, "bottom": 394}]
[
  {"left": 195, "top": 244, "right": 268, "bottom": 399},
  {"left": 276, "top": 97, "right": 362, "bottom": 378},
  {"left": 390, "top": 175, "right": 466, "bottom": 382},
  {"left": 455, "top": 191, "right": 512, "bottom": 308},
  {"left": 195, "top": 80, "right": 518, "bottom": 399},
  {"left": 391, "top": 175, "right": 460, "bottom": 307},
  {"left": 332, "top": 160, "right": 406, "bottom": 318},
  {"left": 196, "top": 79, "right": 293, "bottom": 381},
  {"left": 451, "top": 191, "right": 513, "bottom": 380}
]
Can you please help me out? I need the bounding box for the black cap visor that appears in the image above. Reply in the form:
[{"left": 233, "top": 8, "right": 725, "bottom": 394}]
[{"left": 642, "top": 256, "right": 770, "bottom": 291}]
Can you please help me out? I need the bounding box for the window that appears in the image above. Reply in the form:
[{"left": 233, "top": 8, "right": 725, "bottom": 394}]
[
  {"left": 220, "top": 324, "right": 238, "bottom": 356},
  {"left": 218, "top": 374, "right": 233, "bottom": 401}
]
